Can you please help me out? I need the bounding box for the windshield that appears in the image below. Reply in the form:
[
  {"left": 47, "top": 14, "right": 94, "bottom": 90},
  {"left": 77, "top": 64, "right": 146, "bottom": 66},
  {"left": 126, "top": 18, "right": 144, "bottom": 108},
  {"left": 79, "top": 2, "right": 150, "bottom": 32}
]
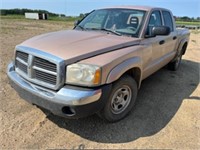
[{"left": 76, "top": 9, "right": 146, "bottom": 37}]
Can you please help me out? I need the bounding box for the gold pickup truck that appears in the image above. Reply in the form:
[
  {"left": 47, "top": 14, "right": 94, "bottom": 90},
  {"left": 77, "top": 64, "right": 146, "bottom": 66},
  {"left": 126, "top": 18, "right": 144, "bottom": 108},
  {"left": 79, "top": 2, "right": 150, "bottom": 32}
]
[{"left": 7, "top": 6, "right": 190, "bottom": 122}]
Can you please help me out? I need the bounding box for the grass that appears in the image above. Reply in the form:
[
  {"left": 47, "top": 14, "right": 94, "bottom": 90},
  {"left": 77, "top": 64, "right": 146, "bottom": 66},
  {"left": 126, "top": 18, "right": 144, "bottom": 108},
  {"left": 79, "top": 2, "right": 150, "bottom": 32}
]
[
  {"left": 0, "top": 14, "right": 25, "bottom": 20},
  {"left": 48, "top": 16, "right": 82, "bottom": 22},
  {"left": 176, "top": 21, "right": 200, "bottom": 26}
]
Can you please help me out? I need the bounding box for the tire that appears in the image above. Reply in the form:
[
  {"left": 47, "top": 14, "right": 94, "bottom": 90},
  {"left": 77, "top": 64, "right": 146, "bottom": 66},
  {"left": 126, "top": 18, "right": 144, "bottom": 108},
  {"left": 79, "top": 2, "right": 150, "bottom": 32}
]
[
  {"left": 168, "top": 53, "right": 182, "bottom": 71},
  {"left": 98, "top": 75, "right": 138, "bottom": 122}
]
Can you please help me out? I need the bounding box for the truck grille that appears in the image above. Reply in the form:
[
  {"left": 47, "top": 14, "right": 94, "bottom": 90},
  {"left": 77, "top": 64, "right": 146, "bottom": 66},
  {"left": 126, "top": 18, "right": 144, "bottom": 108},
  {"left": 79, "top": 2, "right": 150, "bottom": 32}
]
[
  {"left": 16, "top": 51, "right": 28, "bottom": 62},
  {"left": 34, "top": 70, "right": 57, "bottom": 85},
  {"left": 15, "top": 50, "right": 60, "bottom": 89},
  {"left": 15, "top": 51, "right": 28, "bottom": 74},
  {"left": 15, "top": 59, "right": 28, "bottom": 74},
  {"left": 34, "top": 57, "right": 57, "bottom": 72}
]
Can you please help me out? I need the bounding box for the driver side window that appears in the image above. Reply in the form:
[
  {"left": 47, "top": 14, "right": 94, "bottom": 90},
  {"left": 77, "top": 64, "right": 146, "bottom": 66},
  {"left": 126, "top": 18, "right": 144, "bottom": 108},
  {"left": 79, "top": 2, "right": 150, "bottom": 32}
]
[{"left": 146, "top": 10, "right": 162, "bottom": 36}]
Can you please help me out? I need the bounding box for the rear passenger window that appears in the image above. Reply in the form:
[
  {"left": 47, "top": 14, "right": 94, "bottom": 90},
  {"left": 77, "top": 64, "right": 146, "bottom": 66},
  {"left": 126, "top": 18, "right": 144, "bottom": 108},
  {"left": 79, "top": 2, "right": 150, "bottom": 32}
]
[{"left": 162, "top": 11, "right": 174, "bottom": 31}]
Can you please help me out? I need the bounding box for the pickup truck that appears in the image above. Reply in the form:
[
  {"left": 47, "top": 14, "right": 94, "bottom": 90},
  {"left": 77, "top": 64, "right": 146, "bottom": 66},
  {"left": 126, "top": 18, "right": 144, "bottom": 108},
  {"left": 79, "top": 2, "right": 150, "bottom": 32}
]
[{"left": 7, "top": 6, "right": 190, "bottom": 122}]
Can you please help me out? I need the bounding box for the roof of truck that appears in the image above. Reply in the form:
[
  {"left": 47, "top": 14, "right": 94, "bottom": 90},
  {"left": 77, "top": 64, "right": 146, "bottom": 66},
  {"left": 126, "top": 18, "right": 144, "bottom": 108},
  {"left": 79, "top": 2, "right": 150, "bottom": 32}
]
[{"left": 99, "top": 5, "right": 166, "bottom": 11}]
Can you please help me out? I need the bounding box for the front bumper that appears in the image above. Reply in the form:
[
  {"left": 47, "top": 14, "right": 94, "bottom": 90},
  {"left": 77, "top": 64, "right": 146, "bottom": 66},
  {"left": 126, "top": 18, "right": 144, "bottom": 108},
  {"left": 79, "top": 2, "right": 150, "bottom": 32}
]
[{"left": 7, "top": 62, "right": 111, "bottom": 118}]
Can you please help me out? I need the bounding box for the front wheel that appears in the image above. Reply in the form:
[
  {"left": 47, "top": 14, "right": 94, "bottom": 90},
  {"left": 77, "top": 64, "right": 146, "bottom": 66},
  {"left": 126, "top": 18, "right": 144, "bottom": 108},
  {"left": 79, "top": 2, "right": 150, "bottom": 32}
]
[{"left": 98, "top": 75, "right": 138, "bottom": 122}]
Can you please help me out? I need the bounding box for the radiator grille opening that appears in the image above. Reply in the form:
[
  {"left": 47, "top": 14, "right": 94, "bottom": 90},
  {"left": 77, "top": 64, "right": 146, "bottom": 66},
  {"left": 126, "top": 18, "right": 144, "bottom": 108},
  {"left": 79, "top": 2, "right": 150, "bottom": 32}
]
[
  {"left": 34, "top": 57, "right": 57, "bottom": 72},
  {"left": 16, "top": 60, "right": 28, "bottom": 74},
  {"left": 34, "top": 70, "right": 57, "bottom": 85},
  {"left": 16, "top": 51, "right": 28, "bottom": 62}
]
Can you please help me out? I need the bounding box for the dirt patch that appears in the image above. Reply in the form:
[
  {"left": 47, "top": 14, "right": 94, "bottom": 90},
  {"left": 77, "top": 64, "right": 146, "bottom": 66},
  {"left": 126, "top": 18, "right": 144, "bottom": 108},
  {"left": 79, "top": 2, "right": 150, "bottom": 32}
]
[{"left": 0, "top": 19, "right": 200, "bottom": 149}]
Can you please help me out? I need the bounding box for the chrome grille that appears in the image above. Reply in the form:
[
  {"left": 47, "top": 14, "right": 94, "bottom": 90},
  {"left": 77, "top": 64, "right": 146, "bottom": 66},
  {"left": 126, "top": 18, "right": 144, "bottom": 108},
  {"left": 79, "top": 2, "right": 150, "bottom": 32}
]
[
  {"left": 15, "top": 51, "right": 28, "bottom": 74},
  {"left": 16, "top": 51, "right": 29, "bottom": 62},
  {"left": 14, "top": 49, "right": 64, "bottom": 90},
  {"left": 15, "top": 60, "right": 28, "bottom": 74},
  {"left": 34, "top": 70, "right": 57, "bottom": 85},
  {"left": 34, "top": 57, "right": 57, "bottom": 72}
]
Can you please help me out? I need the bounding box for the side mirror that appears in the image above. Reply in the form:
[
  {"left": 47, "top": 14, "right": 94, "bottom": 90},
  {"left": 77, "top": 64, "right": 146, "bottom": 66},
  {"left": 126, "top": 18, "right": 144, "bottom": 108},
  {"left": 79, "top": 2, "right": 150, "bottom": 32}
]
[
  {"left": 152, "top": 26, "right": 171, "bottom": 36},
  {"left": 74, "top": 20, "right": 81, "bottom": 27}
]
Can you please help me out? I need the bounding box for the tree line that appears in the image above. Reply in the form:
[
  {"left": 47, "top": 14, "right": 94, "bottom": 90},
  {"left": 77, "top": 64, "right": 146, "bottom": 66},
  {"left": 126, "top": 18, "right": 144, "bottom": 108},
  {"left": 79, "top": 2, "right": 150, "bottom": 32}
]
[
  {"left": 0, "top": 8, "right": 65, "bottom": 17},
  {"left": 175, "top": 16, "right": 200, "bottom": 22}
]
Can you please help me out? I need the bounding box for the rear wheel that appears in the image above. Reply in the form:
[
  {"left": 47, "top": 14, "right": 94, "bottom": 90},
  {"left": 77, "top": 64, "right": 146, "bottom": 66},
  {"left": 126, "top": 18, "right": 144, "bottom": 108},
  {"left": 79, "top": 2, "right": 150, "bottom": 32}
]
[
  {"left": 98, "top": 75, "right": 138, "bottom": 122},
  {"left": 168, "top": 52, "right": 182, "bottom": 71},
  {"left": 168, "top": 44, "right": 188, "bottom": 71}
]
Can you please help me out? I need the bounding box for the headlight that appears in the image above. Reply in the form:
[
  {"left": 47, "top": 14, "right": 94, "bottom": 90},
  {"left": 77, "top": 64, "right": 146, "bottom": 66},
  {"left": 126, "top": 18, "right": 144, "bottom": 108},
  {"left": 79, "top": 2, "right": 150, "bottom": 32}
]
[{"left": 66, "top": 63, "right": 101, "bottom": 86}]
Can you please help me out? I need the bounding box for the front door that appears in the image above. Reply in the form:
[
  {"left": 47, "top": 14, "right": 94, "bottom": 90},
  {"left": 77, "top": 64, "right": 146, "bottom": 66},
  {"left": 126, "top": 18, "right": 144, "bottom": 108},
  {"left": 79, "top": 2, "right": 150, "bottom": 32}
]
[{"left": 141, "top": 10, "right": 167, "bottom": 79}]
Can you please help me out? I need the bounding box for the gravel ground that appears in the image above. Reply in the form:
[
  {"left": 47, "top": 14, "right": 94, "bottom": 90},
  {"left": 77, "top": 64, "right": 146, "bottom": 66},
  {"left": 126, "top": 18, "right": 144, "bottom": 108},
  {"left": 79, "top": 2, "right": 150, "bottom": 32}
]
[{"left": 0, "top": 19, "right": 200, "bottom": 149}]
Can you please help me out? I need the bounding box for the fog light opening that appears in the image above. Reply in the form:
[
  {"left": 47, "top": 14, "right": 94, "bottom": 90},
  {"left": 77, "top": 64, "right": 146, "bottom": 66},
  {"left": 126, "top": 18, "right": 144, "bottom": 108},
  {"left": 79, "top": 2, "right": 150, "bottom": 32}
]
[{"left": 62, "top": 106, "right": 75, "bottom": 116}]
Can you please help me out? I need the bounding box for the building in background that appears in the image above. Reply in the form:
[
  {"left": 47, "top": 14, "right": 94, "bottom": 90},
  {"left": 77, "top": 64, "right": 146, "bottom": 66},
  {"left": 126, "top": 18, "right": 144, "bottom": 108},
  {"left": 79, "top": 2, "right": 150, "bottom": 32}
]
[{"left": 25, "top": 13, "right": 48, "bottom": 20}]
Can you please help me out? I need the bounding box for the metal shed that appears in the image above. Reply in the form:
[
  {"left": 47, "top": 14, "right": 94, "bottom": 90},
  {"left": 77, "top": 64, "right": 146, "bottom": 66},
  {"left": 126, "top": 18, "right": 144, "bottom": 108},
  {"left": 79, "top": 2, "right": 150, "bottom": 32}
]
[{"left": 25, "top": 13, "right": 48, "bottom": 20}]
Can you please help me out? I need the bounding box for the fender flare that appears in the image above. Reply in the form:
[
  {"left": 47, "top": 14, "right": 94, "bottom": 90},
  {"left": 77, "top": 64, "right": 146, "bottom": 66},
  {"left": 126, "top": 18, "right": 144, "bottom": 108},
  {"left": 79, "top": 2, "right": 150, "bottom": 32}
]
[
  {"left": 106, "top": 57, "right": 142, "bottom": 88},
  {"left": 177, "top": 38, "right": 188, "bottom": 55}
]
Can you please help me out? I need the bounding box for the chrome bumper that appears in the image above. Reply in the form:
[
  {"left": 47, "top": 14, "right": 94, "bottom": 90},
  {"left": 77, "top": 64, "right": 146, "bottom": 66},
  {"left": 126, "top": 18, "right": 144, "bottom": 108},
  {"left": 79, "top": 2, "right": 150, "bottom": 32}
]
[{"left": 7, "top": 62, "right": 102, "bottom": 106}]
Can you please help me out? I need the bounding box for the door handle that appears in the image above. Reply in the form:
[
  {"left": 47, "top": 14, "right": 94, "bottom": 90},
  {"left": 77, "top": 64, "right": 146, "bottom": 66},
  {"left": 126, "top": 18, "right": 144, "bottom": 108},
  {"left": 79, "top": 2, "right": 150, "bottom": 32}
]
[
  {"left": 159, "top": 40, "right": 165, "bottom": 45},
  {"left": 173, "top": 36, "right": 177, "bottom": 40}
]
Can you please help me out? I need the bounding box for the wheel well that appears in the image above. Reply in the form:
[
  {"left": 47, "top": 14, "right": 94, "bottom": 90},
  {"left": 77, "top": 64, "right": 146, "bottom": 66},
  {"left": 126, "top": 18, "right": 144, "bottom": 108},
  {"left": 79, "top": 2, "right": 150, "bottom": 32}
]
[
  {"left": 182, "top": 42, "right": 188, "bottom": 55},
  {"left": 124, "top": 67, "right": 141, "bottom": 88}
]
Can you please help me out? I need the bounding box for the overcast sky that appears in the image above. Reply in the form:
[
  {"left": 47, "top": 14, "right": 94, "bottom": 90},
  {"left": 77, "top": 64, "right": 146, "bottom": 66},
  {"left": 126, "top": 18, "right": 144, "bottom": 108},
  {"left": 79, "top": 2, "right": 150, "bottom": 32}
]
[{"left": 1, "top": 0, "right": 200, "bottom": 17}]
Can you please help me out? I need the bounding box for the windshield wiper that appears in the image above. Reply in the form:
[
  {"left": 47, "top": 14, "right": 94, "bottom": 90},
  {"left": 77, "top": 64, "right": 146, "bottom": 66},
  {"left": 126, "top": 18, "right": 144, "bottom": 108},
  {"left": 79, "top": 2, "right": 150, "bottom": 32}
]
[
  {"left": 100, "top": 28, "right": 122, "bottom": 36},
  {"left": 89, "top": 28, "right": 121, "bottom": 36}
]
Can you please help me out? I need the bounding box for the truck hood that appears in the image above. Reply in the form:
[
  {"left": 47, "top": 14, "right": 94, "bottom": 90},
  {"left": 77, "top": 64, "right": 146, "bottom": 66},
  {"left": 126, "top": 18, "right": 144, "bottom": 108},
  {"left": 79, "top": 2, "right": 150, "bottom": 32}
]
[{"left": 19, "top": 30, "right": 141, "bottom": 63}]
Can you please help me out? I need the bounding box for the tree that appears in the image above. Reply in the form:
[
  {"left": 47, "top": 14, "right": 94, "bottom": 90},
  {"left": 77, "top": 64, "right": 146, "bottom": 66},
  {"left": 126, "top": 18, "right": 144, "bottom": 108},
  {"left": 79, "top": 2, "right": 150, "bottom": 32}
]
[
  {"left": 0, "top": 8, "right": 60, "bottom": 17},
  {"left": 181, "top": 16, "right": 191, "bottom": 21},
  {"left": 79, "top": 13, "right": 85, "bottom": 18}
]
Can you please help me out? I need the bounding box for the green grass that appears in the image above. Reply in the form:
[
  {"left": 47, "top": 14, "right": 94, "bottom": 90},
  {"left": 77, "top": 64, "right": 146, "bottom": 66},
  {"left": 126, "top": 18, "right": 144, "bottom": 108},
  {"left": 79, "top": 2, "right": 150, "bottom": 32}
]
[
  {"left": 0, "top": 14, "right": 25, "bottom": 20},
  {"left": 176, "top": 21, "right": 200, "bottom": 26},
  {"left": 48, "top": 16, "right": 82, "bottom": 22}
]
